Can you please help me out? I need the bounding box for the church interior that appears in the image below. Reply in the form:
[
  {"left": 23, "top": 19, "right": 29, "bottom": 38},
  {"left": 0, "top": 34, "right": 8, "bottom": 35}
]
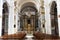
[{"left": 0, "top": 0, "right": 60, "bottom": 40}]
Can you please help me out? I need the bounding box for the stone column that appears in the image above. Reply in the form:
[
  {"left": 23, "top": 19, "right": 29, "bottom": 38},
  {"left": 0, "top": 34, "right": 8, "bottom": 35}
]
[
  {"left": 0, "top": 0, "right": 3, "bottom": 36},
  {"left": 45, "top": 8, "right": 51, "bottom": 34},
  {"left": 8, "top": 0, "right": 14, "bottom": 34},
  {"left": 44, "top": 0, "right": 51, "bottom": 34},
  {"left": 40, "top": 0, "right": 46, "bottom": 33},
  {"left": 16, "top": 12, "right": 19, "bottom": 32},
  {"left": 57, "top": 0, "right": 60, "bottom": 36}
]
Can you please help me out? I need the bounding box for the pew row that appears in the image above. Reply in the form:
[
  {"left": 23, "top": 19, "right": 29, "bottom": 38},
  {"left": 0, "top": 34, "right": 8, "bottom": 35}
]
[
  {"left": 33, "top": 32, "right": 60, "bottom": 39},
  {"left": 2, "top": 32, "right": 26, "bottom": 39}
]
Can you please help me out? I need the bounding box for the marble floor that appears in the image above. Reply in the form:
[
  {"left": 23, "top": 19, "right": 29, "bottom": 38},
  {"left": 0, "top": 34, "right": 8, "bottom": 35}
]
[{"left": 25, "top": 34, "right": 34, "bottom": 40}]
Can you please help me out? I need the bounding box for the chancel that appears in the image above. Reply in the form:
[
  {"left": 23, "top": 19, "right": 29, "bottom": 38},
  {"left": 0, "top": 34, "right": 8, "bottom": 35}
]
[{"left": 0, "top": 0, "right": 60, "bottom": 40}]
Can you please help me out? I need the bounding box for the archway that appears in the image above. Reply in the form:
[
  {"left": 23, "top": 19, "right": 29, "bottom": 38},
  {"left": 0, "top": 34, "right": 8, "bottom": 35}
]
[
  {"left": 50, "top": 1, "right": 58, "bottom": 35},
  {"left": 2, "top": 2, "right": 9, "bottom": 35},
  {"left": 19, "top": 2, "right": 38, "bottom": 34}
]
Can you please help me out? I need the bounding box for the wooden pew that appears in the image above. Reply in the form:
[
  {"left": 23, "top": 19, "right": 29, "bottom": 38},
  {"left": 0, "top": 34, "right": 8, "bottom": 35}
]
[
  {"left": 33, "top": 32, "right": 60, "bottom": 39},
  {"left": 2, "top": 32, "right": 26, "bottom": 40}
]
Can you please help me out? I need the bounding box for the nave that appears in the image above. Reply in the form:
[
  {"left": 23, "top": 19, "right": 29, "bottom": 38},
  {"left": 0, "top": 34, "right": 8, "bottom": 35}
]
[{"left": 0, "top": 0, "right": 60, "bottom": 40}]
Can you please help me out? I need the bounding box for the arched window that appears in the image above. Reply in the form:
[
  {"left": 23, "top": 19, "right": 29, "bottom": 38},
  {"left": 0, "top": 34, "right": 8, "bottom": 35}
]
[
  {"left": 2, "top": 2, "right": 9, "bottom": 35},
  {"left": 50, "top": 1, "right": 58, "bottom": 35}
]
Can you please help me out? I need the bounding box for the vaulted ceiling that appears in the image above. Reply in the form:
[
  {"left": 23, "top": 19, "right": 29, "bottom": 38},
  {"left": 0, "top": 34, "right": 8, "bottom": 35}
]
[{"left": 14, "top": 0, "right": 44, "bottom": 13}]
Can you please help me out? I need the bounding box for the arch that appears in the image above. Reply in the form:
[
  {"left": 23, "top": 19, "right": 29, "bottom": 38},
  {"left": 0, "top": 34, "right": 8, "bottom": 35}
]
[
  {"left": 50, "top": 1, "right": 57, "bottom": 14},
  {"left": 2, "top": 2, "right": 9, "bottom": 35},
  {"left": 18, "top": 2, "right": 39, "bottom": 34},
  {"left": 3, "top": 2, "right": 9, "bottom": 13},
  {"left": 50, "top": 1, "right": 58, "bottom": 35},
  {"left": 20, "top": 2, "right": 38, "bottom": 13}
]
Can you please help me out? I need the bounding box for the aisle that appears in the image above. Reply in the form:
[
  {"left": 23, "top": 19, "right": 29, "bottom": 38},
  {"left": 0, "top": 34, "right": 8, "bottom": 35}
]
[{"left": 25, "top": 34, "right": 34, "bottom": 40}]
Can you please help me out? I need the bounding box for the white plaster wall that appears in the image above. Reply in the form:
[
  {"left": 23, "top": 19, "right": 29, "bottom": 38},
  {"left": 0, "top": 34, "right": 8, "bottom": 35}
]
[
  {"left": 7, "top": 0, "right": 15, "bottom": 34},
  {"left": 44, "top": 0, "right": 52, "bottom": 34},
  {"left": 57, "top": 0, "right": 60, "bottom": 36},
  {"left": 0, "top": 0, "right": 3, "bottom": 36}
]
